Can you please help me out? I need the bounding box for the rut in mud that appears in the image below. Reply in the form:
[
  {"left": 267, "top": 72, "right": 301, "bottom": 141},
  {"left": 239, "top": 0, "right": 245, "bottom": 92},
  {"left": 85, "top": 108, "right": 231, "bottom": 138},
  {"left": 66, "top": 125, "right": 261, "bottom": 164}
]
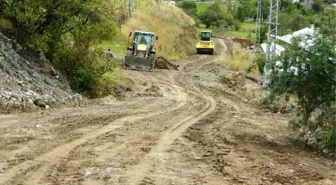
[{"left": 0, "top": 39, "right": 335, "bottom": 185}]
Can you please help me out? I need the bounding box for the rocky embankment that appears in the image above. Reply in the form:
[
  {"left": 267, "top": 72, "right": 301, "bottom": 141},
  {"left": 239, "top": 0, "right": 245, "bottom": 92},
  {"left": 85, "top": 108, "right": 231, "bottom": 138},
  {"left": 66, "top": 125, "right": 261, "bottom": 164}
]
[{"left": 0, "top": 32, "right": 82, "bottom": 113}]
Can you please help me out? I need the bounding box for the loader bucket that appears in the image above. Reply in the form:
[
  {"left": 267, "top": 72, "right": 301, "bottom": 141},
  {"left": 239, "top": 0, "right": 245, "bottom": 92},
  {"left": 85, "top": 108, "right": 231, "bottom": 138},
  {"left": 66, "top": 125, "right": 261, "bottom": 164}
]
[{"left": 124, "top": 55, "right": 155, "bottom": 71}]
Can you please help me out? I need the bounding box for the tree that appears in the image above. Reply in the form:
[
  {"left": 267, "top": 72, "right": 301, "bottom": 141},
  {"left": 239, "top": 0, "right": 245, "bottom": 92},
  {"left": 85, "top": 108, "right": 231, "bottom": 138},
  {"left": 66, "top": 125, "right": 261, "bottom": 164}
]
[
  {"left": 199, "top": 2, "right": 239, "bottom": 30},
  {"left": 312, "top": 0, "right": 323, "bottom": 12},
  {"left": 179, "top": 1, "right": 197, "bottom": 17},
  {"left": 317, "top": 7, "right": 336, "bottom": 42},
  {"left": 267, "top": 32, "right": 335, "bottom": 150},
  {"left": 236, "top": 0, "right": 255, "bottom": 21},
  {"left": 199, "top": 3, "right": 224, "bottom": 28},
  {"left": 0, "top": 0, "right": 119, "bottom": 95},
  {"left": 0, "top": 0, "right": 117, "bottom": 60}
]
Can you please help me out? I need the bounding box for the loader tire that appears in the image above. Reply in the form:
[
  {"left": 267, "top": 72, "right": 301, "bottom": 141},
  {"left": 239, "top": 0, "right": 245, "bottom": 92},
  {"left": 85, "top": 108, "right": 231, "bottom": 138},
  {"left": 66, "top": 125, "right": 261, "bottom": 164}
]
[{"left": 124, "top": 50, "right": 133, "bottom": 68}]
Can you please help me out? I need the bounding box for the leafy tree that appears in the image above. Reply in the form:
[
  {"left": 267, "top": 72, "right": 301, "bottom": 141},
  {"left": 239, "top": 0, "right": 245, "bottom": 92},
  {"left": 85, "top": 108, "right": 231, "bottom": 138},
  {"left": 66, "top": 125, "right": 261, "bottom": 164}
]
[
  {"left": 236, "top": 0, "right": 255, "bottom": 21},
  {"left": 179, "top": 1, "right": 197, "bottom": 17},
  {"left": 200, "top": 2, "right": 239, "bottom": 30},
  {"left": 312, "top": 0, "right": 323, "bottom": 12},
  {"left": 278, "top": 10, "right": 311, "bottom": 35},
  {"left": 267, "top": 33, "right": 335, "bottom": 149},
  {"left": 0, "top": 0, "right": 117, "bottom": 60},
  {"left": 199, "top": 3, "right": 224, "bottom": 28},
  {"left": 316, "top": 7, "right": 336, "bottom": 42},
  {"left": 0, "top": 0, "right": 119, "bottom": 95}
]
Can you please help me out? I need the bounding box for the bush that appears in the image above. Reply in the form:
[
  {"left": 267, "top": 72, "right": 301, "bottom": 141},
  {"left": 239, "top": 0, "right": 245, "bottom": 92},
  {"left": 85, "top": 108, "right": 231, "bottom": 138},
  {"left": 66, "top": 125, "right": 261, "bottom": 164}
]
[
  {"left": 73, "top": 66, "right": 96, "bottom": 92},
  {"left": 94, "top": 68, "right": 134, "bottom": 98},
  {"left": 225, "top": 50, "right": 253, "bottom": 72},
  {"left": 254, "top": 54, "right": 266, "bottom": 75},
  {"left": 95, "top": 72, "right": 116, "bottom": 97}
]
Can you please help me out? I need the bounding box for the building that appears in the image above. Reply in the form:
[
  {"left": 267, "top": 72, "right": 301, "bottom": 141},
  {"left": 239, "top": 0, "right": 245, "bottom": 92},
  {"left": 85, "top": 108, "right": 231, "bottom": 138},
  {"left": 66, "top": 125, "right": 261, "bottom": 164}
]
[
  {"left": 260, "top": 25, "right": 315, "bottom": 76},
  {"left": 293, "top": 0, "right": 313, "bottom": 9}
]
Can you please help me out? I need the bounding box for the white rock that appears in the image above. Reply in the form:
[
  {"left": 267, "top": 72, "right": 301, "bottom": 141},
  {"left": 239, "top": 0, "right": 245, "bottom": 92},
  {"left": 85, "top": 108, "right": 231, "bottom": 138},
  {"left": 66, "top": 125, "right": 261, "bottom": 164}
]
[
  {"left": 84, "top": 168, "right": 95, "bottom": 178},
  {"left": 45, "top": 105, "right": 49, "bottom": 109}
]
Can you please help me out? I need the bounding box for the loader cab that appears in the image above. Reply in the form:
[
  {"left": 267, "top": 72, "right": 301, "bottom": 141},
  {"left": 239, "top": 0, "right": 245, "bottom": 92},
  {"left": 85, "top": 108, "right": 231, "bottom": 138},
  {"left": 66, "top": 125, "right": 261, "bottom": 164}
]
[
  {"left": 128, "top": 31, "right": 158, "bottom": 45},
  {"left": 127, "top": 30, "right": 159, "bottom": 56},
  {"left": 128, "top": 31, "right": 158, "bottom": 54},
  {"left": 199, "top": 31, "right": 212, "bottom": 41}
]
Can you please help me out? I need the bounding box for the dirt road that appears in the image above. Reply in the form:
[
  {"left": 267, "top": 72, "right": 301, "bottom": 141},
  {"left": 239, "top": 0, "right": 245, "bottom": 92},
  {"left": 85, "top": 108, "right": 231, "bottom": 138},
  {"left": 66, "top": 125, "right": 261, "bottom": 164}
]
[{"left": 0, "top": 39, "right": 335, "bottom": 185}]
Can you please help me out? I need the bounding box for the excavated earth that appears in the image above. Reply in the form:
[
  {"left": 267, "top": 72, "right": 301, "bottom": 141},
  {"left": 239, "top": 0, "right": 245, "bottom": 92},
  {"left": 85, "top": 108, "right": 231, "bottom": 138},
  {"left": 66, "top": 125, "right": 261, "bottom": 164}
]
[{"left": 0, "top": 39, "right": 335, "bottom": 185}]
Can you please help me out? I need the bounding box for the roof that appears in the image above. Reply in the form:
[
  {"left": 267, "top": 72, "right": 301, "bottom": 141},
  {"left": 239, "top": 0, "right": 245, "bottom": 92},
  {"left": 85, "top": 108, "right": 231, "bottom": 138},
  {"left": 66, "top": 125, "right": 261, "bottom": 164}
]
[
  {"left": 277, "top": 25, "right": 315, "bottom": 50},
  {"left": 260, "top": 42, "right": 285, "bottom": 56},
  {"left": 134, "top": 30, "right": 155, "bottom": 34}
]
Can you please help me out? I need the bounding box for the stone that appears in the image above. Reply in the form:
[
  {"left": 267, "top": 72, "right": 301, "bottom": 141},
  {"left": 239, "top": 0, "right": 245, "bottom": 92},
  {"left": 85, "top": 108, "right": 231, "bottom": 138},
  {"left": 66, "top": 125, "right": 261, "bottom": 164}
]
[{"left": 33, "top": 99, "right": 46, "bottom": 108}]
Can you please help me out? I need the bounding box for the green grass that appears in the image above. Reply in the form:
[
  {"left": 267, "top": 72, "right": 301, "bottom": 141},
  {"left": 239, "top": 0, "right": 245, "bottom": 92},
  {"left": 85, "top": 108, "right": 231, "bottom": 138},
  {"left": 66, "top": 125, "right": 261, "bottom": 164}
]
[
  {"left": 240, "top": 22, "right": 256, "bottom": 32},
  {"left": 197, "top": 22, "right": 256, "bottom": 39},
  {"left": 196, "top": 3, "right": 211, "bottom": 15},
  {"left": 94, "top": 34, "right": 128, "bottom": 57},
  {"left": 227, "top": 22, "right": 255, "bottom": 39}
]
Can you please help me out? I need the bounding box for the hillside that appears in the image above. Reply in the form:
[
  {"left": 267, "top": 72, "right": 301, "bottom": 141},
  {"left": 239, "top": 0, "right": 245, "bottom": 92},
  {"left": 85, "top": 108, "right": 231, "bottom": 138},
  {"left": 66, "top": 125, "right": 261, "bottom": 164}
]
[
  {"left": 0, "top": 1, "right": 199, "bottom": 112},
  {"left": 0, "top": 32, "right": 82, "bottom": 113},
  {"left": 121, "top": 3, "right": 198, "bottom": 60}
]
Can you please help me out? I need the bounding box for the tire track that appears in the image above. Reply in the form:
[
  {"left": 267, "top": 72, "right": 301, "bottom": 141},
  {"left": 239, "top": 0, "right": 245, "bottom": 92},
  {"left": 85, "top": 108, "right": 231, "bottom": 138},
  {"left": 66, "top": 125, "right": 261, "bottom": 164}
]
[
  {"left": 1, "top": 83, "right": 188, "bottom": 185},
  {"left": 124, "top": 48, "right": 220, "bottom": 185},
  {"left": 124, "top": 94, "right": 216, "bottom": 185}
]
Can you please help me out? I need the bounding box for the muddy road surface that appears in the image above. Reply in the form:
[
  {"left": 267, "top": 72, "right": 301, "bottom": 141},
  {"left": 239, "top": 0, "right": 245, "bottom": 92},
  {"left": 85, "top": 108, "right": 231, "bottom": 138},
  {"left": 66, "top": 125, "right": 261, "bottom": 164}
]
[{"left": 0, "top": 39, "right": 335, "bottom": 185}]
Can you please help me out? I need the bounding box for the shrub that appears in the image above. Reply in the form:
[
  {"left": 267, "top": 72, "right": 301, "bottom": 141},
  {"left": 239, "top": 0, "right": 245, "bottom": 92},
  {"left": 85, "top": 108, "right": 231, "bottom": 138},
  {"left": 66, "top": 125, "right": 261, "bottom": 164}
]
[
  {"left": 73, "top": 66, "right": 97, "bottom": 92},
  {"left": 254, "top": 54, "right": 266, "bottom": 75},
  {"left": 225, "top": 50, "right": 253, "bottom": 72},
  {"left": 267, "top": 33, "right": 336, "bottom": 152}
]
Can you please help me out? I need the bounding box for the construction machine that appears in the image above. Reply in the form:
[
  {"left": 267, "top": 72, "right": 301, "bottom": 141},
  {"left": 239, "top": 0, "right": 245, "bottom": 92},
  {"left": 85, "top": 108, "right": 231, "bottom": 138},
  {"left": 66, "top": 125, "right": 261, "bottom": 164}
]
[
  {"left": 195, "top": 31, "right": 215, "bottom": 55},
  {"left": 124, "top": 30, "right": 158, "bottom": 71}
]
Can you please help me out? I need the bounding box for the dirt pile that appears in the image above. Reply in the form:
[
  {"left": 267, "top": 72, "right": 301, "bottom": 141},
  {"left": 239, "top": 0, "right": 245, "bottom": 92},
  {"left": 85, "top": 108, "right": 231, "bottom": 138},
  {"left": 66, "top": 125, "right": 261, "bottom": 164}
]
[
  {"left": 155, "top": 57, "right": 179, "bottom": 70},
  {"left": 137, "top": 84, "right": 163, "bottom": 97},
  {"left": 220, "top": 72, "right": 246, "bottom": 90},
  {"left": 232, "top": 38, "right": 253, "bottom": 48}
]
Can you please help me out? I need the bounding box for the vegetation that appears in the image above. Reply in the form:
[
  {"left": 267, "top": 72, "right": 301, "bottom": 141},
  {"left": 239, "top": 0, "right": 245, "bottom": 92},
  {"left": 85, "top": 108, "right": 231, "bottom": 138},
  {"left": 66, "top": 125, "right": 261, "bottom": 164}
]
[
  {"left": 265, "top": 9, "right": 336, "bottom": 151},
  {"left": 199, "top": 2, "right": 239, "bottom": 31},
  {"left": 253, "top": 53, "right": 266, "bottom": 75},
  {"left": 225, "top": 49, "right": 254, "bottom": 72},
  {"left": 178, "top": 0, "right": 198, "bottom": 17},
  {"left": 0, "top": 0, "right": 122, "bottom": 97}
]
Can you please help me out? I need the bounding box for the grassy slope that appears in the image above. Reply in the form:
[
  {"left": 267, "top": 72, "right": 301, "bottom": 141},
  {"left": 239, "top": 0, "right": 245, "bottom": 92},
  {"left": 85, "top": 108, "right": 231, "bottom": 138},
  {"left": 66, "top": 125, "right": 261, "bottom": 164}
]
[
  {"left": 95, "top": 1, "right": 198, "bottom": 61},
  {"left": 226, "top": 22, "right": 256, "bottom": 39},
  {"left": 122, "top": 3, "right": 198, "bottom": 60}
]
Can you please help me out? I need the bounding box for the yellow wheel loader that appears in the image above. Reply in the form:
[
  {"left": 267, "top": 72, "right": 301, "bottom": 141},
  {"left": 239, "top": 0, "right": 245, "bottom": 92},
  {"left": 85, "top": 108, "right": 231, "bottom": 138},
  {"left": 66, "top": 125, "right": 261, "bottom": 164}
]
[
  {"left": 195, "top": 31, "right": 215, "bottom": 55},
  {"left": 124, "top": 30, "right": 158, "bottom": 71}
]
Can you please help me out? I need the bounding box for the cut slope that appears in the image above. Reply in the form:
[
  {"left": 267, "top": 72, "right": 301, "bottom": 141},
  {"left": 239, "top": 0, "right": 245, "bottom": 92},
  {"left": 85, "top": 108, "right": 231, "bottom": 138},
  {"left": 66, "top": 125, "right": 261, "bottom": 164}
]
[
  {"left": 0, "top": 32, "right": 80, "bottom": 112},
  {"left": 122, "top": 3, "right": 198, "bottom": 60}
]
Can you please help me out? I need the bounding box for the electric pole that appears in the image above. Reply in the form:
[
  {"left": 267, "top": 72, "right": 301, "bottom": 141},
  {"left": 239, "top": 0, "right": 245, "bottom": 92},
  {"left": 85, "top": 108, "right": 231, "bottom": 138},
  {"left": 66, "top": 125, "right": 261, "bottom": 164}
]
[
  {"left": 255, "top": 0, "right": 262, "bottom": 47},
  {"left": 263, "top": 0, "right": 279, "bottom": 87},
  {"left": 128, "top": 0, "right": 135, "bottom": 18}
]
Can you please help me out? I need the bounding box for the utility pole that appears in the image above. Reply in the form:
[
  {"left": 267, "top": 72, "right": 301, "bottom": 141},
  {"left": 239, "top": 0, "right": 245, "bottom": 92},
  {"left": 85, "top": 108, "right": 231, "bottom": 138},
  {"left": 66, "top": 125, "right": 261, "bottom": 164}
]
[
  {"left": 255, "top": 0, "right": 262, "bottom": 47},
  {"left": 128, "top": 0, "right": 135, "bottom": 18},
  {"left": 263, "top": 0, "right": 279, "bottom": 88}
]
